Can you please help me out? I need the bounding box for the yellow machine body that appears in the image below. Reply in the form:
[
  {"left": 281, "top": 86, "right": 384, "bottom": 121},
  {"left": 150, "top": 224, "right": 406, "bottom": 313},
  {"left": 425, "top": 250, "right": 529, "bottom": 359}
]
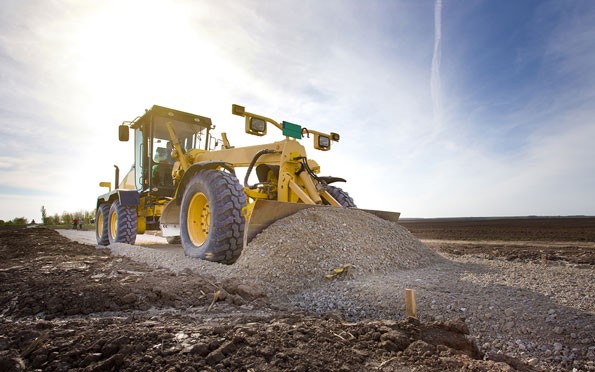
[{"left": 97, "top": 104, "right": 400, "bottom": 263}]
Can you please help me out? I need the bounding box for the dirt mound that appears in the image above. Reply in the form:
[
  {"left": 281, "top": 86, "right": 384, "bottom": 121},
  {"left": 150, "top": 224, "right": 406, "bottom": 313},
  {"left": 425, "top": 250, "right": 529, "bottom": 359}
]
[
  {"left": 0, "top": 227, "right": 537, "bottom": 371},
  {"left": 2, "top": 312, "right": 528, "bottom": 371},
  {"left": 234, "top": 207, "right": 444, "bottom": 298},
  {"left": 0, "top": 228, "right": 265, "bottom": 320}
]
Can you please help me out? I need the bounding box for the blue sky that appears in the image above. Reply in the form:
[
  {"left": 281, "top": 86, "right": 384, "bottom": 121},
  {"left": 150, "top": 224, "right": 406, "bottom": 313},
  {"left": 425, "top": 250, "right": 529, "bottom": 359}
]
[{"left": 1, "top": 0, "right": 594, "bottom": 221}]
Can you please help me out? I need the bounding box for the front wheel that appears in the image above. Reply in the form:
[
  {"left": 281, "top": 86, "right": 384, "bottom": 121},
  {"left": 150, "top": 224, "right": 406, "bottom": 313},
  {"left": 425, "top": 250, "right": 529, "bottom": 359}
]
[
  {"left": 107, "top": 200, "right": 137, "bottom": 244},
  {"left": 324, "top": 185, "right": 357, "bottom": 207},
  {"left": 180, "top": 169, "right": 246, "bottom": 264}
]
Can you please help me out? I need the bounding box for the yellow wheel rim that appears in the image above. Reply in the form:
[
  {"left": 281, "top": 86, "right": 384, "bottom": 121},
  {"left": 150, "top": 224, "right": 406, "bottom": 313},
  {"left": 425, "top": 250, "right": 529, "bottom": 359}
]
[
  {"left": 110, "top": 210, "right": 118, "bottom": 240},
  {"left": 187, "top": 192, "right": 210, "bottom": 246},
  {"left": 98, "top": 212, "right": 104, "bottom": 236}
]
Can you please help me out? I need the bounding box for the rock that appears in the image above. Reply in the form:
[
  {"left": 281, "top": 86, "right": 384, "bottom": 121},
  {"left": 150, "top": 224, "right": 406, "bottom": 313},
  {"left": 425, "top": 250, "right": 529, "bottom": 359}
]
[
  {"left": 205, "top": 350, "right": 224, "bottom": 365},
  {"left": 175, "top": 332, "right": 188, "bottom": 341},
  {"left": 235, "top": 284, "right": 265, "bottom": 300},
  {"left": 504, "top": 308, "right": 514, "bottom": 317},
  {"left": 219, "top": 340, "right": 239, "bottom": 356},
  {"left": 527, "top": 357, "right": 538, "bottom": 366},
  {"left": 379, "top": 340, "right": 399, "bottom": 352},
  {"left": 544, "top": 349, "right": 552, "bottom": 356},
  {"left": 121, "top": 293, "right": 138, "bottom": 304},
  {"left": 190, "top": 343, "right": 209, "bottom": 357},
  {"left": 0, "top": 351, "right": 26, "bottom": 371},
  {"left": 444, "top": 318, "right": 470, "bottom": 334},
  {"left": 94, "top": 354, "right": 124, "bottom": 370},
  {"left": 380, "top": 330, "right": 410, "bottom": 351}
]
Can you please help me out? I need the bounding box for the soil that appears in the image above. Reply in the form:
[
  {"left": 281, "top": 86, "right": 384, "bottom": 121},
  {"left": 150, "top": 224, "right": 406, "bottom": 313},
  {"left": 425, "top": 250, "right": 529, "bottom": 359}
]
[
  {"left": 1, "top": 227, "right": 534, "bottom": 371},
  {"left": 400, "top": 217, "right": 595, "bottom": 265},
  {"left": 399, "top": 217, "right": 595, "bottom": 242},
  {"left": 1, "top": 214, "right": 594, "bottom": 371}
]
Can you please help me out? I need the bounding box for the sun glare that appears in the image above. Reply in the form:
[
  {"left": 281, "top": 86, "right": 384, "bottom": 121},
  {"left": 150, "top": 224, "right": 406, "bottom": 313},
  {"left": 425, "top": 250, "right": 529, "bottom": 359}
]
[{"left": 71, "top": 1, "right": 226, "bottom": 111}]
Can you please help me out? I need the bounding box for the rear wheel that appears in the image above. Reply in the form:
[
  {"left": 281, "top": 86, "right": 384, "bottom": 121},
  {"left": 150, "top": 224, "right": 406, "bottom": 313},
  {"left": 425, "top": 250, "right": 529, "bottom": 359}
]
[
  {"left": 325, "top": 185, "right": 356, "bottom": 207},
  {"left": 107, "top": 200, "right": 137, "bottom": 244},
  {"left": 180, "top": 169, "right": 246, "bottom": 264},
  {"left": 95, "top": 204, "right": 110, "bottom": 245}
]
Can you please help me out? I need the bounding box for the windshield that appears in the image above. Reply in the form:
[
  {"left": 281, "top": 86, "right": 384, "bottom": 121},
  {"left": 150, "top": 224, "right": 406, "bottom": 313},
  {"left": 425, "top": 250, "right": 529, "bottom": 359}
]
[{"left": 151, "top": 117, "right": 205, "bottom": 164}]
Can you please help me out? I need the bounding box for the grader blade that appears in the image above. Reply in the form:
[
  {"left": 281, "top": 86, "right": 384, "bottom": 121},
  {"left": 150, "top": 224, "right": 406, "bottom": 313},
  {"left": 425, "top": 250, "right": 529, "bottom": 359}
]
[
  {"left": 358, "top": 208, "right": 401, "bottom": 223},
  {"left": 243, "top": 200, "right": 401, "bottom": 246}
]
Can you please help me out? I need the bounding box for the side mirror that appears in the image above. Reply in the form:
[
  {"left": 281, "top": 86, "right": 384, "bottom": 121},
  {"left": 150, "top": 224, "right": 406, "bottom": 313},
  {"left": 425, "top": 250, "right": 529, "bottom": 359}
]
[
  {"left": 99, "top": 181, "right": 112, "bottom": 192},
  {"left": 118, "top": 124, "right": 129, "bottom": 141},
  {"left": 246, "top": 117, "right": 267, "bottom": 136}
]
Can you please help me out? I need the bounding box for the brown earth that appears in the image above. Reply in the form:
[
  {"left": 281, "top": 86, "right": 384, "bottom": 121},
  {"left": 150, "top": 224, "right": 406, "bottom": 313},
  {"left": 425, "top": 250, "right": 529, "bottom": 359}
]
[
  {"left": 0, "top": 227, "right": 534, "bottom": 371},
  {"left": 400, "top": 217, "right": 595, "bottom": 242},
  {"left": 400, "top": 217, "right": 595, "bottom": 265}
]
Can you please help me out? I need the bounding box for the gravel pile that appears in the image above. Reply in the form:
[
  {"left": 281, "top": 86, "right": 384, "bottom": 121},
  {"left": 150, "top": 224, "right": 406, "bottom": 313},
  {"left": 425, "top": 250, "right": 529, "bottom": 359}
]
[
  {"left": 58, "top": 210, "right": 595, "bottom": 370},
  {"left": 234, "top": 207, "right": 444, "bottom": 299}
]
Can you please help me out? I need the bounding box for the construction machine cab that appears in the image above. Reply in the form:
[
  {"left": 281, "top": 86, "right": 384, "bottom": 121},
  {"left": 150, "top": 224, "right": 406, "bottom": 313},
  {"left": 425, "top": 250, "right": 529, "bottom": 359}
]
[{"left": 119, "top": 105, "right": 213, "bottom": 197}]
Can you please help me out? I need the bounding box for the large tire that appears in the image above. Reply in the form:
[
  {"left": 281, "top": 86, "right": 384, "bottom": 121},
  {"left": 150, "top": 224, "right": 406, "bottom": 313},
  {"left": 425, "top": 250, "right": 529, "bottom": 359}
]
[
  {"left": 95, "top": 204, "right": 110, "bottom": 245},
  {"left": 180, "top": 169, "right": 246, "bottom": 264},
  {"left": 107, "top": 200, "right": 137, "bottom": 244},
  {"left": 325, "top": 185, "right": 357, "bottom": 207}
]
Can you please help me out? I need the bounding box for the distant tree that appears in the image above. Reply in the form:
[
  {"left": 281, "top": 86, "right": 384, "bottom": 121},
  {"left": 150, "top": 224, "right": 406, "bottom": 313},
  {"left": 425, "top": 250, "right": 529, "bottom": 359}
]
[
  {"left": 73, "top": 209, "right": 86, "bottom": 222},
  {"left": 11, "top": 217, "right": 28, "bottom": 225},
  {"left": 45, "top": 215, "right": 55, "bottom": 225},
  {"left": 34, "top": 207, "right": 94, "bottom": 226},
  {"left": 61, "top": 212, "right": 73, "bottom": 225},
  {"left": 83, "top": 210, "right": 94, "bottom": 223},
  {"left": 0, "top": 220, "right": 5, "bottom": 226},
  {"left": 41, "top": 206, "right": 48, "bottom": 225}
]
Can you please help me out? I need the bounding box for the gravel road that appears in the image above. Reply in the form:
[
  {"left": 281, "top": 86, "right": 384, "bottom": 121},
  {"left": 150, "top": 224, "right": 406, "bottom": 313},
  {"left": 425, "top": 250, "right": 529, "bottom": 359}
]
[{"left": 59, "top": 208, "right": 595, "bottom": 371}]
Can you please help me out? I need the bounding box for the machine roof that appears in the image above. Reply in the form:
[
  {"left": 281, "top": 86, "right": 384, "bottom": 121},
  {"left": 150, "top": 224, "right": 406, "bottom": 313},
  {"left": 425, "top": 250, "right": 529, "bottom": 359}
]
[{"left": 131, "top": 105, "right": 213, "bottom": 130}]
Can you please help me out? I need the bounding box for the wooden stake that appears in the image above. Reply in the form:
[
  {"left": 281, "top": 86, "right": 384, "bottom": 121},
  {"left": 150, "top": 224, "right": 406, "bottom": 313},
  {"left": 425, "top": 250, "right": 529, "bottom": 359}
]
[{"left": 405, "top": 289, "right": 417, "bottom": 318}]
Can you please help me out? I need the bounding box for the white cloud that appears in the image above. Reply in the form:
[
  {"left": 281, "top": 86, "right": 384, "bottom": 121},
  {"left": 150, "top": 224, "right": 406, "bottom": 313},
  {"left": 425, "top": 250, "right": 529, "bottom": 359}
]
[{"left": 0, "top": 0, "right": 594, "bottom": 221}]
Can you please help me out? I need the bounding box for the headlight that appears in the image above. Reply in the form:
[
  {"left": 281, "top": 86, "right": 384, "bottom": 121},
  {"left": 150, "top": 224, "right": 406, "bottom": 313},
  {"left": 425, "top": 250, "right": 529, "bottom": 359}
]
[
  {"left": 246, "top": 117, "right": 267, "bottom": 136},
  {"left": 315, "top": 134, "right": 331, "bottom": 150},
  {"left": 250, "top": 118, "right": 266, "bottom": 132}
]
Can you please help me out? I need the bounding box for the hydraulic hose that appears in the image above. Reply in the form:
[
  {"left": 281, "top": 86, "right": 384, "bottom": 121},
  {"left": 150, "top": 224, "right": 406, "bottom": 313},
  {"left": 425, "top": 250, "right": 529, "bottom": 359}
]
[
  {"left": 244, "top": 149, "right": 281, "bottom": 188},
  {"left": 300, "top": 157, "right": 321, "bottom": 183}
]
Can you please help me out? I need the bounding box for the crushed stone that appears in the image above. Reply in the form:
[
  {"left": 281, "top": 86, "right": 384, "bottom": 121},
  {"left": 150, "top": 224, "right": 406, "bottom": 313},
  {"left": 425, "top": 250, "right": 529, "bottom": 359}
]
[{"left": 234, "top": 206, "right": 444, "bottom": 299}]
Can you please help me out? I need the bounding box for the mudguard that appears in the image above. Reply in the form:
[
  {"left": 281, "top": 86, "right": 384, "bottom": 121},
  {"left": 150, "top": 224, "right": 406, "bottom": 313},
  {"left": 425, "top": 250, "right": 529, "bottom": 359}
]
[
  {"left": 96, "top": 189, "right": 140, "bottom": 208},
  {"left": 117, "top": 189, "right": 140, "bottom": 207}
]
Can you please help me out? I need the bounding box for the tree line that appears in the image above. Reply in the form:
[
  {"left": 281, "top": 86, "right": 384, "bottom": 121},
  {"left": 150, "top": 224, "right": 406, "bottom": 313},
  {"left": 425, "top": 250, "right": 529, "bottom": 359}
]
[{"left": 0, "top": 206, "right": 95, "bottom": 226}]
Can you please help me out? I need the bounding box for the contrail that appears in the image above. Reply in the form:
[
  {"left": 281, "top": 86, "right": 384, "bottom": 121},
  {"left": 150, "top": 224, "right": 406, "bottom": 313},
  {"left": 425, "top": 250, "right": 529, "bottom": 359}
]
[{"left": 431, "top": 0, "right": 443, "bottom": 127}]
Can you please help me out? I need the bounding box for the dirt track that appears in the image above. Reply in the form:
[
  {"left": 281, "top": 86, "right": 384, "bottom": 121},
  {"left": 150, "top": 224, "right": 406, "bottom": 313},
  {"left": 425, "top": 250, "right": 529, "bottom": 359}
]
[
  {"left": 1, "top": 227, "right": 512, "bottom": 371},
  {"left": 1, "top": 217, "right": 594, "bottom": 371}
]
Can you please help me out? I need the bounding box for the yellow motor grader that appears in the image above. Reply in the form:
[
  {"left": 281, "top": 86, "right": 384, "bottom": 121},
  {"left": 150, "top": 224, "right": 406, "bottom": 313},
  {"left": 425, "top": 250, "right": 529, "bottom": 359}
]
[{"left": 96, "top": 104, "right": 400, "bottom": 264}]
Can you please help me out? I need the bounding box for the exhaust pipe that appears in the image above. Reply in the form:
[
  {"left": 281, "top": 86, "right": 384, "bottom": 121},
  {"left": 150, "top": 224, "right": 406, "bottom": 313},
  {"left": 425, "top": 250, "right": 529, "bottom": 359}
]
[{"left": 114, "top": 165, "right": 119, "bottom": 189}]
